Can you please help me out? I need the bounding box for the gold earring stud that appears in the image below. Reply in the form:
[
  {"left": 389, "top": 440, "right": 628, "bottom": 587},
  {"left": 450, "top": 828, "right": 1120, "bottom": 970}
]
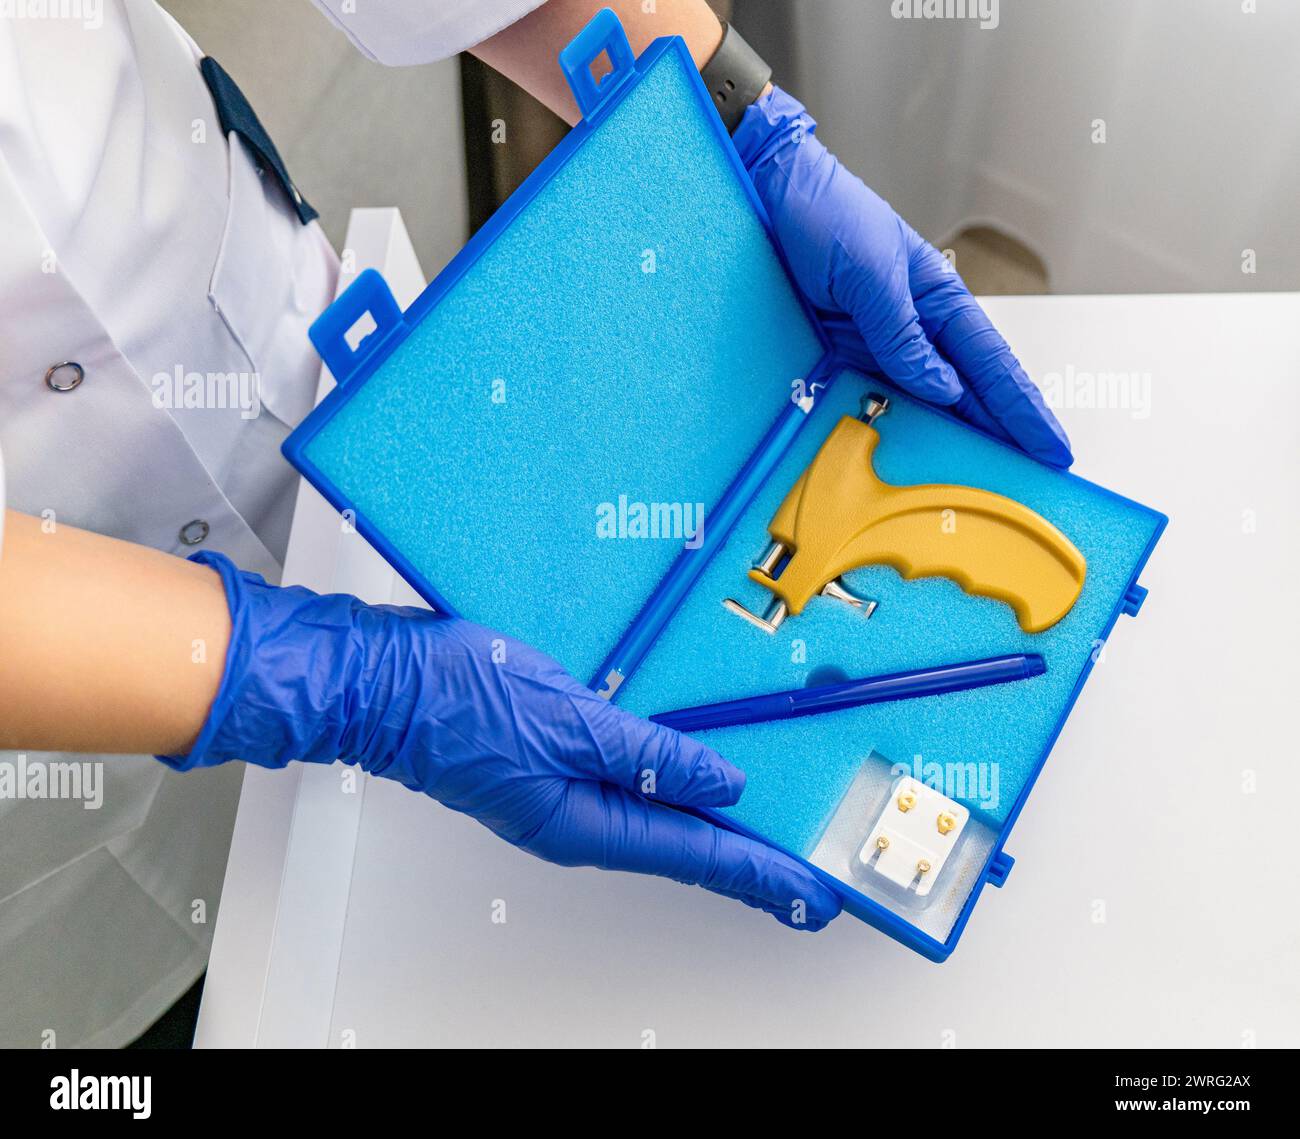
[
  {"left": 897, "top": 790, "right": 916, "bottom": 812},
  {"left": 937, "top": 811, "right": 956, "bottom": 835}
]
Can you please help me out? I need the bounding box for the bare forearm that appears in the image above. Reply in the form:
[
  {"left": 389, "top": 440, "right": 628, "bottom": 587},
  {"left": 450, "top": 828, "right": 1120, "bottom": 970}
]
[
  {"left": 0, "top": 510, "right": 230, "bottom": 755},
  {"left": 473, "top": 0, "right": 724, "bottom": 123}
]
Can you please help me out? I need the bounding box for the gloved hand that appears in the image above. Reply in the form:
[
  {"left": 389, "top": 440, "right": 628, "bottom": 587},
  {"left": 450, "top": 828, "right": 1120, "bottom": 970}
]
[
  {"left": 160, "top": 552, "right": 842, "bottom": 931},
  {"left": 734, "top": 86, "right": 1073, "bottom": 468}
]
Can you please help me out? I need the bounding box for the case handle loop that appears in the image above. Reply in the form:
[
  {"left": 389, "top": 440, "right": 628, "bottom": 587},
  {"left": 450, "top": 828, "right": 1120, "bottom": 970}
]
[
  {"left": 308, "top": 268, "right": 404, "bottom": 386},
  {"left": 559, "top": 8, "right": 637, "bottom": 122}
]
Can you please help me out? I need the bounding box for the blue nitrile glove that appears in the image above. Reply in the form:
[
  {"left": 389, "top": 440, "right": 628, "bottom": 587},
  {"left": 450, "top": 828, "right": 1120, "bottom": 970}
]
[
  {"left": 734, "top": 86, "right": 1073, "bottom": 468},
  {"left": 160, "top": 552, "right": 841, "bottom": 931}
]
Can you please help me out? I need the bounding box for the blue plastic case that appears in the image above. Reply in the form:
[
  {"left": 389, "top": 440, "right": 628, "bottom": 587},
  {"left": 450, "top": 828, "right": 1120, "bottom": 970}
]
[{"left": 284, "top": 10, "right": 1166, "bottom": 960}]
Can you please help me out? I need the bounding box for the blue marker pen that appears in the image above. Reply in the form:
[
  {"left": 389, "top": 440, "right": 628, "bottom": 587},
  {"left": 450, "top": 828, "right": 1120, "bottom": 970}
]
[{"left": 649, "top": 654, "right": 1046, "bottom": 733}]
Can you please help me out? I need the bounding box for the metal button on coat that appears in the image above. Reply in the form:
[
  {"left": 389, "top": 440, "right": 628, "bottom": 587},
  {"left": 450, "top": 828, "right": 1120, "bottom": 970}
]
[
  {"left": 179, "top": 519, "right": 210, "bottom": 546},
  {"left": 44, "top": 362, "right": 85, "bottom": 392}
]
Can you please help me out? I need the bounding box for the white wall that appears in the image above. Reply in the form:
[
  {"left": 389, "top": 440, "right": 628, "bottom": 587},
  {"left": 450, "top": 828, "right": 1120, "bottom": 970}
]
[
  {"left": 163, "top": 0, "right": 1298, "bottom": 295},
  {"left": 753, "top": 0, "right": 1300, "bottom": 293}
]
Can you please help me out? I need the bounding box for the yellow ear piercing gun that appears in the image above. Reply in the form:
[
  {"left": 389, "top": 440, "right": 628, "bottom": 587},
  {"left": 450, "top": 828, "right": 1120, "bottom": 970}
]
[{"left": 724, "top": 394, "right": 1087, "bottom": 634}]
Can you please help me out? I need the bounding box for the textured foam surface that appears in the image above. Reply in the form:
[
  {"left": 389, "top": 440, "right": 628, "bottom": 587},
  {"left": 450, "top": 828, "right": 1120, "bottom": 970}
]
[
  {"left": 617, "top": 378, "right": 1163, "bottom": 853},
  {"left": 302, "top": 46, "right": 823, "bottom": 680}
]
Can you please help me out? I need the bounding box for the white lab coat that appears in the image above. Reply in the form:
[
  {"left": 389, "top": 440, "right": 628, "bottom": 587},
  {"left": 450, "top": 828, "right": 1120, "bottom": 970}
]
[{"left": 0, "top": 0, "right": 543, "bottom": 1048}]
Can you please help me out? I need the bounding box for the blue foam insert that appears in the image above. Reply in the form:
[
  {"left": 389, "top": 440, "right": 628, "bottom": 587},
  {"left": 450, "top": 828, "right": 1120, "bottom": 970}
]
[
  {"left": 301, "top": 46, "right": 823, "bottom": 680},
  {"left": 616, "top": 376, "right": 1163, "bottom": 854},
  {"left": 292, "top": 30, "right": 1164, "bottom": 906}
]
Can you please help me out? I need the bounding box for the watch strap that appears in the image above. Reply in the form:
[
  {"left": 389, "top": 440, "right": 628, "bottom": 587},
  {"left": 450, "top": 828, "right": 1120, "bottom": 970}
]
[{"left": 700, "top": 20, "right": 773, "bottom": 134}]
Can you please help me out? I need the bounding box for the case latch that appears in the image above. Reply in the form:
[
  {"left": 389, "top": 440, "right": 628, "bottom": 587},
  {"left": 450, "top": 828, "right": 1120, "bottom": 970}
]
[
  {"left": 986, "top": 849, "right": 1015, "bottom": 888},
  {"left": 1122, "top": 581, "right": 1149, "bottom": 618}
]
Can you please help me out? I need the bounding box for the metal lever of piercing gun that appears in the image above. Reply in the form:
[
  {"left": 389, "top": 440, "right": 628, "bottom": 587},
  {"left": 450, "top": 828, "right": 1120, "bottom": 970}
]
[{"left": 724, "top": 395, "right": 1087, "bottom": 634}]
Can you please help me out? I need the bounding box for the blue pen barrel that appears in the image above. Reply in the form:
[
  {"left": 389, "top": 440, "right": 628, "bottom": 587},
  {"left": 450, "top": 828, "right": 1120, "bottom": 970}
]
[
  {"left": 650, "top": 654, "right": 1046, "bottom": 733},
  {"left": 796, "top": 654, "right": 1045, "bottom": 715},
  {"left": 652, "top": 693, "right": 795, "bottom": 733}
]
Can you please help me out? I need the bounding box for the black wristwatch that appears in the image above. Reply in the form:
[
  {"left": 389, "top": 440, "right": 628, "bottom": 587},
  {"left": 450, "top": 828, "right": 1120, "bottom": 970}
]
[{"left": 700, "top": 20, "right": 772, "bottom": 134}]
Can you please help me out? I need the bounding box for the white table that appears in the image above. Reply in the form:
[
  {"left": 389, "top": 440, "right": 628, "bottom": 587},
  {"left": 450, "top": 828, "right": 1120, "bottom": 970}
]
[{"left": 196, "top": 274, "right": 1300, "bottom": 1048}]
